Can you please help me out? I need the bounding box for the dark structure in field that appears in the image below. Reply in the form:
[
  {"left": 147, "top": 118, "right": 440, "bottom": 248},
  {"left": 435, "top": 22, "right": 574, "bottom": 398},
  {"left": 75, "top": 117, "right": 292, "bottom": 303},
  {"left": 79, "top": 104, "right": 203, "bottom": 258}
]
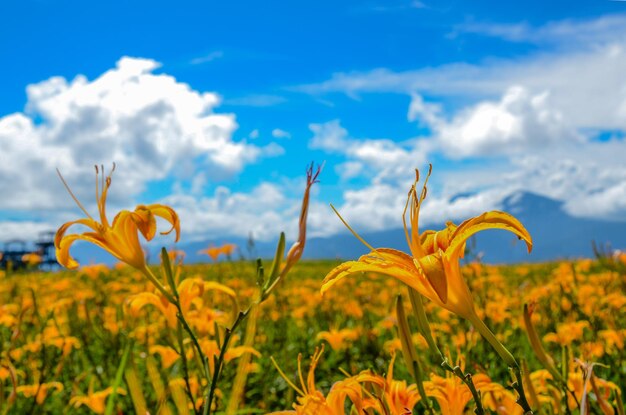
[{"left": 0, "top": 231, "right": 57, "bottom": 271}]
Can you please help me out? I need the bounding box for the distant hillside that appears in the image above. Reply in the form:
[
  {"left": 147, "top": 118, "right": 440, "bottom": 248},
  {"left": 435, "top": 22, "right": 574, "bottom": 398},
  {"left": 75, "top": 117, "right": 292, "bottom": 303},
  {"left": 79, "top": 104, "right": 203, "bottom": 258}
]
[{"left": 301, "top": 191, "right": 626, "bottom": 263}]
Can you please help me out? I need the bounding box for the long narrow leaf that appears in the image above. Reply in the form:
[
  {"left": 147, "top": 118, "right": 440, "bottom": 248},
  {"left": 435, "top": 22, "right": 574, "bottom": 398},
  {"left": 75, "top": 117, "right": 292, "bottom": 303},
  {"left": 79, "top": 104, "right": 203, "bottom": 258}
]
[{"left": 104, "top": 339, "right": 133, "bottom": 415}]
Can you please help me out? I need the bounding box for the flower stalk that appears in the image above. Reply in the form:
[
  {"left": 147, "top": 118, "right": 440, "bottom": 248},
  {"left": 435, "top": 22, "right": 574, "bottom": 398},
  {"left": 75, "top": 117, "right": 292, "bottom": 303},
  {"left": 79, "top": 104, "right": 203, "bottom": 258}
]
[
  {"left": 55, "top": 163, "right": 321, "bottom": 414},
  {"left": 409, "top": 287, "right": 485, "bottom": 415},
  {"left": 468, "top": 312, "right": 533, "bottom": 414},
  {"left": 395, "top": 295, "right": 434, "bottom": 415}
]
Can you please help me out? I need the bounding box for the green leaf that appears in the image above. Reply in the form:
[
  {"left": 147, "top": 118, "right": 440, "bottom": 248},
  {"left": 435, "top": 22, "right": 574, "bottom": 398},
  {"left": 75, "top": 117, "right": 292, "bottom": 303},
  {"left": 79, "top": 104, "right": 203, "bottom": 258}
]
[
  {"left": 160, "top": 247, "right": 178, "bottom": 298},
  {"left": 104, "top": 339, "right": 133, "bottom": 415},
  {"left": 265, "top": 232, "right": 285, "bottom": 291}
]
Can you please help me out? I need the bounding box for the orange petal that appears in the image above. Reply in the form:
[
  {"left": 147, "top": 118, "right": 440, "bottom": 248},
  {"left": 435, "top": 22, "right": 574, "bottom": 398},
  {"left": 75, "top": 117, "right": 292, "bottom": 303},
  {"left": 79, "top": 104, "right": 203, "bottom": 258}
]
[
  {"left": 447, "top": 210, "right": 532, "bottom": 260},
  {"left": 131, "top": 208, "right": 156, "bottom": 241},
  {"left": 415, "top": 253, "right": 448, "bottom": 304},
  {"left": 55, "top": 231, "right": 109, "bottom": 269},
  {"left": 125, "top": 292, "right": 166, "bottom": 316},
  {"left": 321, "top": 251, "right": 439, "bottom": 305},
  {"left": 143, "top": 204, "right": 181, "bottom": 242}
]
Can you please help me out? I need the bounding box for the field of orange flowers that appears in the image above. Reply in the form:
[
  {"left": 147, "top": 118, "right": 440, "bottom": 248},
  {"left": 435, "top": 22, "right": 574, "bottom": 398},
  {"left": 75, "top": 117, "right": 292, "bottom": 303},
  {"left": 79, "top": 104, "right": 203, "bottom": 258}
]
[
  {"left": 1, "top": 164, "right": 624, "bottom": 414},
  {"left": 1, "top": 253, "right": 624, "bottom": 414}
]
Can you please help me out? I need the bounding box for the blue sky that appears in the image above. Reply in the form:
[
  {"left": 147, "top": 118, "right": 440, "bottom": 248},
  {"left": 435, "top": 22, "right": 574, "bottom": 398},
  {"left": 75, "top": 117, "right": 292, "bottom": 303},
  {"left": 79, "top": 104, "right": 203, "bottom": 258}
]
[{"left": 1, "top": 0, "right": 626, "bottom": 246}]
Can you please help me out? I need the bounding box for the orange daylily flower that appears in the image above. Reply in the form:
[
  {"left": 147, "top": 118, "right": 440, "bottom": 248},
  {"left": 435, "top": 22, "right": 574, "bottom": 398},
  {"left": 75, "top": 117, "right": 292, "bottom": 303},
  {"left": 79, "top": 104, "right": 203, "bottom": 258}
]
[
  {"left": 149, "top": 345, "right": 181, "bottom": 369},
  {"left": 70, "top": 383, "right": 126, "bottom": 414},
  {"left": 376, "top": 354, "right": 422, "bottom": 414},
  {"left": 17, "top": 381, "right": 63, "bottom": 405},
  {"left": 316, "top": 328, "right": 360, "bottom": 351},
  {"left": 269, "top": 346, "right": 378, "bottom": 415},
  {"left": 21, "top": 253, "right": 42, "bottom": 266},
  {"left": 55, "top": 164, "right": 180, "bottom": 271},
  {"left": 321, "top": 166, "right": 532, "bottom": 322},
  {"left": 199, "top": 243, "right": 237, "bottom": 262},
  {"left": 126, "top": 277, "right": 238, "bottom": 328},
  {"left": 423, "top": 374, "right": 474, "bottom": 415}
]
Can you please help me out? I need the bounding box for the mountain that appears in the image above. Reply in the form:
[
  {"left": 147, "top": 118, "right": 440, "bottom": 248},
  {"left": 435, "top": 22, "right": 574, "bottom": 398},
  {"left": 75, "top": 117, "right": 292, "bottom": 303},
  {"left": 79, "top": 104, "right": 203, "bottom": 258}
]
[
  {"left": 295, "top": 191, "right": 626, "bottom": 263},
  {"left": 68, "top": 191, "right": 626, "bottom": 266},
  {"left": 301, "top": 191, "right": 626, "bottom": 263},
  {"left": 180, "top": 191, "right": 626, "bottom": 264}
]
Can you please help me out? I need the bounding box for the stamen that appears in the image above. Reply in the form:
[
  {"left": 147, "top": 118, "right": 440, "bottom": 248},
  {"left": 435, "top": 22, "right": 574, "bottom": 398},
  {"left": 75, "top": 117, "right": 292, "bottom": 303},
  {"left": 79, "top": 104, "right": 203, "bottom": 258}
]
[
  {"left": 405, "top": 168, "right": 428, "bottom": 259},
  {"left": 419, "top": 164, "right": 433, "bottom": 206},
  {"left": 338, "top": 367, "right": 351, "bottom": 377},
  {"left": 56, "top": 168, "right": 94, "bottom": 221},
  {"left": 269, "top": 356, "right": 305, "bottom": 396},
  {"left": 297, "top": 353, "right": 307, "bottom": 394},
  {"left": 402, "top": 186, "right": 414, "bottom": 252},
  {"left": 414, "top": 164, "right": 432, "bottom": 231},
  {"left": 330, "top": 204, "right": 376, "bottom": 252},
  {"left": 94, "top": 165, "right": 99, "bottom": 206}
]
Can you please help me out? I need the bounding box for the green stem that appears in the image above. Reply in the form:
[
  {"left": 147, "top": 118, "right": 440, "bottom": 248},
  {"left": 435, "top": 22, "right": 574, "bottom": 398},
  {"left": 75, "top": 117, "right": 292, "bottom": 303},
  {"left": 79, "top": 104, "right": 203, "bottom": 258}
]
[
  {"left": 408, "top": 288, "right": 485, "bottom": 415},
  {"left": 177, "top": 322, "right": 199, "bottom": 415},
  {"left": 143, "top": 266, "right": 210, "bottom": 409},
  {"left": 440, "top": 361, "right": 485, "bottom": 415},
  {"left": 468, "top": 313, "right": 533, "bottom": 414},
  {"left": 140, "top": 267, "right": 176, "bottom": 304},
  {"left": 104, "top": 339, "right": 133, "bottom": 415},
  {"left": 469, "top": 313, "right": 518, "bottom": 368},
  {"left": 203, "top": 309, "right": 249, "bottom": 415},
  {"left": 175, "top": 308, "right": 210, "bottom": 381}
]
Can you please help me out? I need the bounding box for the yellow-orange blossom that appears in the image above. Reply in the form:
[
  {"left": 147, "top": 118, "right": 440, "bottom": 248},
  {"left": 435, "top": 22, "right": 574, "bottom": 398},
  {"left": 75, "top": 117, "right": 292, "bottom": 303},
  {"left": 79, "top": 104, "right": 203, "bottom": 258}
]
[
  {"left": 55, "top": 165, "right": 180, "bottom": 271},
  {"left": 321, "top": 166, "right": 532, "bottom": 322}
]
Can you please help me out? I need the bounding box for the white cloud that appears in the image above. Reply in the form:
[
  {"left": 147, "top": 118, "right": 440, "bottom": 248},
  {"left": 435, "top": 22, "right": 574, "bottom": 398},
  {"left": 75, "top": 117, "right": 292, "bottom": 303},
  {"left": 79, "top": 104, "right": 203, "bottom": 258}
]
[
  {"left": 190, "top": 51, "right": 224, "bottom": 65},
  {"left": 309, "top": 119, "right": 349, "bottom": 152},
  {"left": 324, "top": 135, "right": 626, "bottom": 237},
  {"left": 271, "top": 128, "right": 291, "bottom": 139},
  {"left": 297, "top": 46, "right": 626, "bottom": 130},
  {"left": 335, "top": 161, "right": 364, "bottom": 180},
  {"left": 164, "top": 180, "right": 308, "bottom": 242},
  {"left": 572, "top": 182, "right": 626, "bottom": 218},
  {"left": 331, "top": 183, "right": 408, "bottom": 233},
  {"left": 453, "top": 14, "right": 626, "bottom": 47},
  {"left": 296, "top": 17, "right": 626, "bottom": 133},
  {"left": 504, "top": 148, "right": 626, "bottom": 220},
  {"left": 0, "top": 57, "right": 276, "bottom": 211},
  {"left": 308, "top": 120, "right": 431, "bottom": 182},
  {"left": 248, "top": 129, "right": 259, "bottom": 139},
  {"left": 0, "top": 221, "right": 56, "bottom": 244},
  {"left": 410, "top": 86, "right": 582, "bottom": 157},
  {"left": 0, "top": 57, "right": 283, "bottom": 241},
  {"left": 297, "top": 14, "right": 626, "bottom": 227}
]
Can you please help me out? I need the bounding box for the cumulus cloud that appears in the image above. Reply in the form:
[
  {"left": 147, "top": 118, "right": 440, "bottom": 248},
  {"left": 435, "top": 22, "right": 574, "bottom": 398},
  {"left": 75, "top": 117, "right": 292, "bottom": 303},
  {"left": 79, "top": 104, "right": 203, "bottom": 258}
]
[
  {"left": 0, "top": 57, "right": 277, "bottom": 213},
  {"left": 309, "top": 119, "right": 431, "bottom": 182},
  {"left": 163, "top": 178, "right": 328, "bottom": 242},
  {"left": 410, "top": 86, "right": 582, "bottom": 157},
  {"left": 0, "top": 57, "right": 288, "bottom": 242},
  {"left": 325, "top": 175, "right": 506, "bottom": 237},
  {"left": 0, "top": 221, "right": 57, "bottom": 243},
  {"left": 309, "top": 119, "right": 350, "bottom": 152},
  {"left": 330, "top": 183, "right": 408, "bottom": 232}
]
